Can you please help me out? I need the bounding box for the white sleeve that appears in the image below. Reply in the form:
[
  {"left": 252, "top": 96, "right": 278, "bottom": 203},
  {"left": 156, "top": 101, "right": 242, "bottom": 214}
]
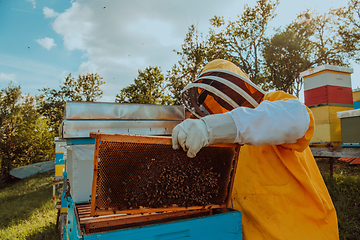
[{"left": 229, "top": 99, "right": 310, "bottom": 146}]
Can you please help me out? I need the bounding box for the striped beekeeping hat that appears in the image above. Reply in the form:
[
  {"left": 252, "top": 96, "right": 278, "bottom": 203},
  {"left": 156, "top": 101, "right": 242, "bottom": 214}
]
[{"left": 181, "top": 59, "right": 265, "bottom": 118}]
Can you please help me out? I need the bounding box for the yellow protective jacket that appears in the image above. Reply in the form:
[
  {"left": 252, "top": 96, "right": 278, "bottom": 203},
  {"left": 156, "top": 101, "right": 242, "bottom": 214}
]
[{"left": 232, "top": 91, "right": 339, "bottom": 240}]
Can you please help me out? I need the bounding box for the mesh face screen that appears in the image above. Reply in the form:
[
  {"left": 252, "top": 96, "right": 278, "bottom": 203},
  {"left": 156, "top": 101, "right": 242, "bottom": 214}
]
[{"left": 95, "top": 141, "right": 236, "bottom": 211}]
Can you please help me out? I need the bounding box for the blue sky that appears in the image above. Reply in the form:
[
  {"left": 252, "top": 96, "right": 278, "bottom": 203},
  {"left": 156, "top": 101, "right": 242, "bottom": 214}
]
[{"left": 0, "top": 0, "right": 357, "bottom": 102}]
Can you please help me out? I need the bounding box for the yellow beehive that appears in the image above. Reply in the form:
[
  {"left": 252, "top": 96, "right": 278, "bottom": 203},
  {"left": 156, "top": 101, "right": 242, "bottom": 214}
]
[
  {"left": 310, "top": 106, "right": 353, "bottom": 146},
  {"left": 353, "top": 88, "right": 360, "bottom": 109},
  {"left": 354, "top": 89, "right": 360, "bottom": 102}
]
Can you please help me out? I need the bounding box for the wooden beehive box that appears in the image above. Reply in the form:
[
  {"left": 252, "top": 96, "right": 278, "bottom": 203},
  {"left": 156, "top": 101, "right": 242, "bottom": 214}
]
[
  {"left": 77, "top": 132, "right": 240, "bottom": 235},
  {"left": 337, "top": 109, "right": 360, "bottom": 147},
  {"left": 301, "top": 65, "right": 354, "bottom": 147}
]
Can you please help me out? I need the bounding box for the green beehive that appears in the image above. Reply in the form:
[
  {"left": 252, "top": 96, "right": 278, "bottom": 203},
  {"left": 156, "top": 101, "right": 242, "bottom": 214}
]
[{"left": 337, "top": 109, "right": 360, "bottom": 147}]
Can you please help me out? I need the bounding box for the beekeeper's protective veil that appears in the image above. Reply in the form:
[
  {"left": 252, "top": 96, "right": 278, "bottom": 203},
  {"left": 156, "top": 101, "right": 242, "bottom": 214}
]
[{"left": 181, "top": 59, "right": 265, "bottom": 118}]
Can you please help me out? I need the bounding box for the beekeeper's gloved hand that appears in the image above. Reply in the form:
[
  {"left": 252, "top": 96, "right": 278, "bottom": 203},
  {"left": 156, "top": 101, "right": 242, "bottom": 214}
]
[{"left": 172, "top": 113, "right": 237, "bottom": 158}]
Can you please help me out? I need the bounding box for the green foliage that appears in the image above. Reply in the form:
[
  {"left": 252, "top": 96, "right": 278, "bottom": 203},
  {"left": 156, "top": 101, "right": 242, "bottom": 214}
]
[
  {"left": 116, "top": 66, "right": 172, "bottom": 104},
  {"left": 0, "top": 172, "right": 58, "bottom": 240},
  {"left": 61, "top": 73, "right": 105, "bottom": 102},
  {"left": 307, "top": 10, "right": 351, "bottom": 66},
  {"left": 263, "top": 22, "right": 313, "bottom": 97},
  {"left": 166, "top": 0, "right": 280, "bottom": 104},
  {"left": 166, "top": 0, "right": 360, "bottom": 98},
  {"left": 0, "top": 83, "right": 54, "bottom": 185},
  {"left": 322, "top": 173, "right": 360, "bottom": 240},
  {"left": 167, "top": 24, "right": 213, "bottom": 105},
  {"left": 208, "top": 0, "right": 279, "bottom": 87},
  {"left": 334, "top": 0, "right": 360, "bottom": 63},
  {"left": 38, "top": 73, "right": 105, "bottom": 134}
]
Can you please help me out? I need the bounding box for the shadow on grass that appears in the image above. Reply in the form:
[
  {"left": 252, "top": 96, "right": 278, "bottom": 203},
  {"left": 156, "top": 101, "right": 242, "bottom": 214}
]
[
  {"left": 0, "top": 173, "right": 53, "bottom": 229},
  {"left": 27, "top": 222, "right": 60, "bottom": 240}
]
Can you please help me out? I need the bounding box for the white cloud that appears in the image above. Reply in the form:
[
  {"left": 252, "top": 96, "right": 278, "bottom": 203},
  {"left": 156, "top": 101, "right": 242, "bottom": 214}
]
[
  {"left": 0, "top": 73, "right": 16, "bottom": 82},
  {"left": 43, "top": 7, "right": 59, "bottom": 18},
  {"left": 36, "top": 37, "right": 57, "bottom": 50},
  {"left": 26, "top": 0, "right": 36, "bottom": 9},
  {"left": 50, "top": 0, "right": 238, "bottom": 100}
]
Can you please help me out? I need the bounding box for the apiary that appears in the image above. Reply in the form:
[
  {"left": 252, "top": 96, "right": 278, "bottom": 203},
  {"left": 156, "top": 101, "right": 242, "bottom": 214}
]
[{"left": 69, "top": 132, "right": 242, "bottom": 238}]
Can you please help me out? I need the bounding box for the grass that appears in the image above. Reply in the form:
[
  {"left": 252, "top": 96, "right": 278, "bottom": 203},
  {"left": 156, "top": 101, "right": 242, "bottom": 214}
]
[
  {"left": 0, "top": 159, "right": 358, "bottom": 239},
  {"left": 0, "top": 172, "right": 59, "bottom": 240},
  {"left": 316, "top": 158, "right": 360, "bottom": 176},
  {"left": 316, "top": 158, "right": 360, "bottom": 240},
  {"left": 322, "top": 173, "right": 360, "bottom": 240}
]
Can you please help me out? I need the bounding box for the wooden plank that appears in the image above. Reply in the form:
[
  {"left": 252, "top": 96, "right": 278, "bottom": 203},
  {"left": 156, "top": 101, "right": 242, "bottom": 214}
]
[
  {"left": 338, "top": 157, "right": 355, "bottom": 163},
  {"left": 89, "top": 132, "right": 239, "bottom": 148},
  {"left": 81, "top": 209, "right": 211, "bottom": 231},
  {"left": 93, "top": 204, "right": 226, "bottom": 217},
  {"left": 350, "top": 158, "right": 360, "bottom": 165},
  {"left": 226, "top": 145, "right": 241, "bottom": 207},
  {"left": 76, "top": 204, "right": 91, "bottom": 211},
  {"left": 311, "top": 147, "right": 360, "bottom": 158},
  {"left": 90, "top": 132, "right": 172, "bottom": 145},
  {"left": 90, "top": 136, "right": 100, "bottom": 216}
]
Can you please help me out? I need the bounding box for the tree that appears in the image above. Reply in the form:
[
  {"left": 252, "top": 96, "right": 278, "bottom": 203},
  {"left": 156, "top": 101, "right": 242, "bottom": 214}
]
[
  {"left": 208, "top": 0, "right": 279, "bottom": 86},
  {"left": 38, "top": 73, "right": 105, "bottom": 134},
  {"left": 334, "top": 0, "right": 360, "bottom": 63},
  {"left": 116, "top": 66, "right": 171, "bottom": 104},
  {"left": 0, "top": 83, "right": 54, "bottom": 185},
  {"left": 262, "top": 6, "right": 360, "bottom": 97},
  {"left": 166, "top": 24, "right": 212, "bottom": 105},
  {"left": 308, "top": 10, "right": 351, "bottom": 66},
  {"left": 0, "top": 83, "right": 21, "bottom": 183},
  {"left": 263, "top": 22, "right": 313, "bottom": 97}
]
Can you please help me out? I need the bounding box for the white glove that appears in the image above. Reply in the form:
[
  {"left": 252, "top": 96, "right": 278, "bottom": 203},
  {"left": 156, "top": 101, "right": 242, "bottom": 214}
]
[
  {"left": 172, "top": 113, "right": 237, "bottom": 158},
  {"left": 172, "top": 119, "right": 209, "bottom": 158}
]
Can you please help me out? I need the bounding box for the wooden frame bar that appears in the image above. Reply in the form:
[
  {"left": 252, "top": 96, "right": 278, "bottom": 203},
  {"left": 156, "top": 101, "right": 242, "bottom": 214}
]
[
  {"left": 90, "top": 136, "right": 100, "bottom": 216},
  {"left": 90, "top": 132, "right": 239, "bottom": 148}
]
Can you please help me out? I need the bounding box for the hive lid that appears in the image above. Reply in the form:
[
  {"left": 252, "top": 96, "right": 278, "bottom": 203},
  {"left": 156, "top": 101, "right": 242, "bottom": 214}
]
[
  {"left": 89, "top": 132, "right": 240, "bottom": 217},
  {"left": 60, "top": 120, "right": 181, "bottom": 139},
  {"left": 337, "top": 109, "right": 360, "bottom": 118},
  {"left": 65, "top": 102, "right": 185, "bottom": 120},
  {"left": 300, "top": 64, "right": 354, "bottom": 78}
]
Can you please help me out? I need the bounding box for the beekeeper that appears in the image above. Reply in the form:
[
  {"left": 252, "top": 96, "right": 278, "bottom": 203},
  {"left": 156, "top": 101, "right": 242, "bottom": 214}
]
[{"left": 172, "top": 59, "right": 339, "bottom": 240}]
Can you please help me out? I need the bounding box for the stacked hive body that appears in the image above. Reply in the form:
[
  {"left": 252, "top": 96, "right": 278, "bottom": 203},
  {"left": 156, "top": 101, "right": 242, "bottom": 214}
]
[
  {"left": 353, "top": 88, "right": 360, "bottom": 109},
  {"left": 300, "top": 65, "right": 354, "bottom": 147},
  {"left": 60, "top": 102, "right": 184, "bottom": 203}
]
